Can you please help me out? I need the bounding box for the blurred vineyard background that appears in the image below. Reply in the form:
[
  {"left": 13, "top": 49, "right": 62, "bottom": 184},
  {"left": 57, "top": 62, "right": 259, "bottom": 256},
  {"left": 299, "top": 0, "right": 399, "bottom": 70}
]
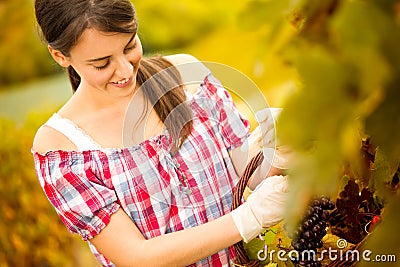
[{"left": 1, "top": 0, "right": 399, "bottom": 266}]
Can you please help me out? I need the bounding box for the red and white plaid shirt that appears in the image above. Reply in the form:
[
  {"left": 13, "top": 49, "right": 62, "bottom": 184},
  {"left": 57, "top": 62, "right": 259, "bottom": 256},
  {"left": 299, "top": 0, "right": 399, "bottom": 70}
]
[{"left": 33, "top": 73, "right": 250, "bottom": 266}]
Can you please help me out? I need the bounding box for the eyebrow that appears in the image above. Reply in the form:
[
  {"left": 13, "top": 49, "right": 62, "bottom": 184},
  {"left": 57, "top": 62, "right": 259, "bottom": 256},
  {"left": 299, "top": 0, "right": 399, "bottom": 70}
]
[{"left": 86, "top": 33, "right": 137, "bottom": 63}]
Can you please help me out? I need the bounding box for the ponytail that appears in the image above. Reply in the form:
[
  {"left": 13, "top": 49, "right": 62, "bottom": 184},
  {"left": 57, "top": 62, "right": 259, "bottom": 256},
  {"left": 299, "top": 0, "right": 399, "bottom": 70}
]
[
  {"left": 67, "top": 66, "right": 81, "bottom": 93},
  {"left": 137, "top": 56, "right": 193, "bottom": 153}
]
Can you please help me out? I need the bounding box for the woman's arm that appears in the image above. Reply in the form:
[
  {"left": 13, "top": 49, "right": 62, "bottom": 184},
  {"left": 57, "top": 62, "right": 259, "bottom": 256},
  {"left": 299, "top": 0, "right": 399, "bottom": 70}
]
[
  {"left": 91, "top": 208, "right": 241, "bottom": 267},
  {"left": 163, "top": 53, "right": 210, "bottom": 95},
  {"left": 229, "top": 128, "right": 283, "bottom": 190},
  {"left": 92, "top": 174, "right": 289, "bottom": 266}
]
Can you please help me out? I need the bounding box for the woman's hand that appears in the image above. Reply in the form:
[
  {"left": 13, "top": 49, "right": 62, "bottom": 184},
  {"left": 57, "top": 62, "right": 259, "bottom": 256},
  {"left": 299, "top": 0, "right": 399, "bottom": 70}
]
[
  {"left": 232, "top": 107, "right": 289, "bottom": 190},
  {"left": 231, "top": 175, "right": 289, "bottom": 242},
  {"left": 255, "top": 108, "right": 292, "bottom": 170}
]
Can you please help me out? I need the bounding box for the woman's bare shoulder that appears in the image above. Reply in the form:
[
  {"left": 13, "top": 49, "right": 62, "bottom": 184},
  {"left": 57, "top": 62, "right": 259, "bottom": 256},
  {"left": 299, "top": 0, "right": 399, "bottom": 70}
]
[
  {"left": 163, "top": 54, "right": 210, "bottom": 94},
  {"left": 163, "top": 53, "right": 200, "bottom": 65},
  {"left": 32, "top": 124, "right": 77, "bottom": 154}
]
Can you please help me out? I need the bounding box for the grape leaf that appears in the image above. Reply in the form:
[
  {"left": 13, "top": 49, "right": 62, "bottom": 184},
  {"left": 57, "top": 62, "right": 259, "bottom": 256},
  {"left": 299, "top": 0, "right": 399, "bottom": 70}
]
[
  {"left": 243, "top": 237, "right": 266, "bottom": 262},
  {"left": 370, "top": 148, "right": 396, "bottom": 196},
  {"left": 239, "top": 0, "right": 290, "bottom": 31},
  {"left": 262, "top": 227, "right": 279, "bottom": 245},
  {"left": 365, "top": 80, "right": 400, "bottom": 170}
]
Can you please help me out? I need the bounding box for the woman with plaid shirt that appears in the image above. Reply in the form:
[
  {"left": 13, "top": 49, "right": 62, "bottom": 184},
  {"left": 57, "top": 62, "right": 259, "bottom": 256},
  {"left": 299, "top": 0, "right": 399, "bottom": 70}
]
[{"left": 32, "top": 0, "right": 289, "bottom": 266}]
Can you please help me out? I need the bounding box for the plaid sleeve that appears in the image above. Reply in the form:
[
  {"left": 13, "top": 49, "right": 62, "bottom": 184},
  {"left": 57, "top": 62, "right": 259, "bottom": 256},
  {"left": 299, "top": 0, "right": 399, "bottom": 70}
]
[
  {"left": 33, "top": 151, "right": 120, "bottom": 241},
  {"left": 200, "top": 73, "right": 250, "bottom": 150}
]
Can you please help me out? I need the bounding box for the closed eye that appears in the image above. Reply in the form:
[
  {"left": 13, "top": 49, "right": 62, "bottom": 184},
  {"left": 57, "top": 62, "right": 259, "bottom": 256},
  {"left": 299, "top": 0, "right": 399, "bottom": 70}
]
[
  {"left": 94, "top": 60, "right": 110, "bottom": 70},
  {"left": 124, "top": 40, "right": 137, "bottom": 53}
]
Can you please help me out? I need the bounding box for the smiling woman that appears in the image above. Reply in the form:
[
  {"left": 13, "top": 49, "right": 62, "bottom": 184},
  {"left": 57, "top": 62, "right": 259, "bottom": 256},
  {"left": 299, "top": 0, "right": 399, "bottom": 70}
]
[
  {"left": 31, "top": 0, "right": 289, "bottom": 266},
  {"left": 48, "top": 30, "right": 142, "bottom": 98}
]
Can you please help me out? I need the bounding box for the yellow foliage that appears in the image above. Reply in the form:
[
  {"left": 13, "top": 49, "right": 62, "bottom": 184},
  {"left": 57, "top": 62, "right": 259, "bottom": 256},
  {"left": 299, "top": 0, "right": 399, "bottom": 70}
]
[{"left": 0, "top": 115, "right": 97, "bottom": 267}]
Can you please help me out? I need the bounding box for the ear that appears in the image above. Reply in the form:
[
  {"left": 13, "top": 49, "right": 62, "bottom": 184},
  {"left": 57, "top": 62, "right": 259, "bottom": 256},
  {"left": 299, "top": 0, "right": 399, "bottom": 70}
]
[{"left": 48, "top": 45, "right": 71, "bottom": 68}]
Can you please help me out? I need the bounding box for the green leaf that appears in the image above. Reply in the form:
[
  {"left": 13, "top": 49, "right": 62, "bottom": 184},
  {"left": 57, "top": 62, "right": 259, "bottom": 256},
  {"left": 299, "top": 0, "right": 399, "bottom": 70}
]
[
  {"left": 330, "top": 1, "right": 393, "bottom": 98},
  {"left": 338, "top": 175, "right": 350, "bottom": 194},
  {"left": 261, "top": 227, "right": 279, "bottom": 245},
  {"left": 239, "top": 0, "right": 290, "bottom": 31},
  {"left": 369, "top": 148, "right": 397, "bottom": 197},
  {"left": 243, "top": 237, "right": 266, "bottom": 262},
  {"left": 365, "top": 79, "right": 400, "bottom": 166},
  {"left": 330, "top": 1, "right": 389, "bottom": 47}
]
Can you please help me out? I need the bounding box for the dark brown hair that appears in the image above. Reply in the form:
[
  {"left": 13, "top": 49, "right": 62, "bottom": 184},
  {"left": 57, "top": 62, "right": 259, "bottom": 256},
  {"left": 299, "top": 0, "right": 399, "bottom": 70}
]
[
  {"left": 137, "top": 57, "right": 193, "bottom": 152},
  {"left": 34, "top": 0, "right": 193, "bottom": 150}
]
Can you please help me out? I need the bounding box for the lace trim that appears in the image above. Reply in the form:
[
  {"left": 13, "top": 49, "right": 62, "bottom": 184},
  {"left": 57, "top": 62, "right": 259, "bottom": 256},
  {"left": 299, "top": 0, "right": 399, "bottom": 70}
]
[{"left": 51, "top": 113, "right": 102, "bottom": 150}]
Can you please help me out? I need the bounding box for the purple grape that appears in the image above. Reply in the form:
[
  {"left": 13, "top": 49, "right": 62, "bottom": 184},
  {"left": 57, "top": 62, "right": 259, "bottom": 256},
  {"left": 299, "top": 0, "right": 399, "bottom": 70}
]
[
  {"left": 304, "top": 219, "right": 313, "bottom": 229},
  {"left": 292, "top": 195, "right": 336, "bottom": 267},
  {"left": 313, "top": 206, "right": 323, "bottom": 216},
  {"left": 303, "top": 230, "right": 312, "bottom": 239},
  {"left": 307, "top": 242, "right": 315, "bottom": 249},
  {"left": 313, "top": 199, "right": 321, "bottom": 206},
  {"left": 310, "top": 215, "right": 319, "bottom": 224},
  {"left": 321, "top": 210, "right": 330, "bottom": 220},
  {"left": 313, "top": 224, "right": 321, "bottom": 233},
  {"left": 293, "top": 242, "right": 302, "bottom": 251}
]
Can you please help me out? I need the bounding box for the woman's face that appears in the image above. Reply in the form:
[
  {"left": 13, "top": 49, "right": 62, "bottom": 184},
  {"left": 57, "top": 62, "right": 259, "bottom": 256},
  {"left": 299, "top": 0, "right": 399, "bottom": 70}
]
[{"left": 66, "top": 28, "right": 143, "bottom": 97}]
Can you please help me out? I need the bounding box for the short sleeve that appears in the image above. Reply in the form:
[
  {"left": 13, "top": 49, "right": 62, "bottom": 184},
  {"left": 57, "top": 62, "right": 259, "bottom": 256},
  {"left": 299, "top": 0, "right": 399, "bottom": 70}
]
[
  {"left": 195, "top": 73, "right": 250, "bottom": 150},
  {"left": 33, "top": 151, "right": 120, "bottom": 241}
]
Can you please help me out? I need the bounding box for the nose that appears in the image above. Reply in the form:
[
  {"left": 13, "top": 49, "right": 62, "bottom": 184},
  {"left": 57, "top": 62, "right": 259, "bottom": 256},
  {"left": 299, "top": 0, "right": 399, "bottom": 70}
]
[{"left": 115, "top": 55, "right": 134, "bottom": 78}]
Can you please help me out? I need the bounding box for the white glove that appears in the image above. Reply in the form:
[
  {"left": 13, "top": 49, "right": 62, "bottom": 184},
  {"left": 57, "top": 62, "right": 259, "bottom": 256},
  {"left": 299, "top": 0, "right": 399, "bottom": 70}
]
[
  {"left": 231, "top": 175, "right": 289, "bottom": 243},
  {"left": 255, "top": 108, "right": 293, "bottom": 169}
]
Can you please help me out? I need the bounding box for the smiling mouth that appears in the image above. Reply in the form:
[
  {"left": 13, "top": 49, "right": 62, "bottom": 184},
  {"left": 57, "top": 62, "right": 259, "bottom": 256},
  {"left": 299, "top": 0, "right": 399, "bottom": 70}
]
[{"left": 113, "top": 78, "right": 130, "bottom": 85}]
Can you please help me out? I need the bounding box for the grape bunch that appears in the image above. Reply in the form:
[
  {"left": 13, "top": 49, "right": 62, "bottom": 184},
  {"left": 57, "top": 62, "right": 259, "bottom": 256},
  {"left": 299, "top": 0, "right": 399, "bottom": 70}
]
[
  {"left": 329, "top": 179, "right": 383, "bottom": 244},
  {"left": 290, "top": 196, "right": 335, "bottom": 267}
]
